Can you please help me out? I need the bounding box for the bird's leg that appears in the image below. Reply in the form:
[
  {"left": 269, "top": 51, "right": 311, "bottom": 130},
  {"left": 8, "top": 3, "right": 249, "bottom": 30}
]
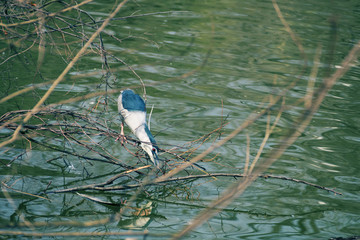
[
  {"left": 120, "top": 122, "right": 127, "bottom": 144},
  {"left": 115, "top": 122, "right": 127, "bottom": 145}
]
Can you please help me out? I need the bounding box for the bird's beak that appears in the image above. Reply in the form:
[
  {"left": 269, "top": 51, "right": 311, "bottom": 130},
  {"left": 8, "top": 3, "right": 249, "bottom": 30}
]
[
  {"left": 152, "top": 151, "right": 159, "bottom": 167},
  {"left": 142, "top": 144, "right": 159, "bottom": 167}
]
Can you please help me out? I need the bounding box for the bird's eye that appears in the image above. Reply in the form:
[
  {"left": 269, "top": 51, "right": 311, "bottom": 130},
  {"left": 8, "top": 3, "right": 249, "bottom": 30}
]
[{"left": 152, "top": 148, "right": 156, "bottom": 152}]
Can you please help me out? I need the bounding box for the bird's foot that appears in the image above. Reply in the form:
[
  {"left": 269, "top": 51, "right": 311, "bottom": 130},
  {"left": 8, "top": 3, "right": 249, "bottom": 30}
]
[{"left": 115, "top": 135, "right": 127, "bottom": 145}]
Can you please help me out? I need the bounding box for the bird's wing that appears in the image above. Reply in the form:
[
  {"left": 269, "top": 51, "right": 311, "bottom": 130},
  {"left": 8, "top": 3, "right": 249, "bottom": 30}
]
[
  {"left": 121, "top": 91, "right": 146, "bottom": 112},
  {"left": 144, "top": 124, "right": 158, "bottom": 148}
]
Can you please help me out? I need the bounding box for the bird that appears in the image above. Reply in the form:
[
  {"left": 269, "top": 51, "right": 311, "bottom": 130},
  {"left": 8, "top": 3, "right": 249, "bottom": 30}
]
[{"left": 117, "top": 89, "right": 159, "bottom": 166}]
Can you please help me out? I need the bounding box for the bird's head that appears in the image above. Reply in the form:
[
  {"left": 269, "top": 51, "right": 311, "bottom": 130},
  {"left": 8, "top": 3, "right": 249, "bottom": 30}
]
[{"left": 141, "top": 143, "right": 159, "bottom": 167}]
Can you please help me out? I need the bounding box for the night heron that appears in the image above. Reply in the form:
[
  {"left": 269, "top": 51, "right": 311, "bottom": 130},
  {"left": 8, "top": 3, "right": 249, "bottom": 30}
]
[{"left": 118, "top": 89, "right": 159, "bottom": 166}]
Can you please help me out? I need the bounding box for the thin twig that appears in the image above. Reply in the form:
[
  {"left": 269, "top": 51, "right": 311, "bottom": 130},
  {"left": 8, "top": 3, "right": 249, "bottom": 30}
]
[
  {"left": 50, "top": 173, "right": 342, "bottom": 195},
  {"left": 243, "top": 133, "right": 250, "bottom": 175},
  {"left": 272, "top": 0, "right": 307, "bottom": 65},
  {"left": 1, "top": 181, "right": 50, "bottom": 200},
  {"left": 304, "top": 44, "right": 322, "bottom": 108},
  {"left": 0, "top": 0, "right": 93, "bottom": 28},
  {"left": 248, "top": 97, "right": 284, "bottom": 174}
]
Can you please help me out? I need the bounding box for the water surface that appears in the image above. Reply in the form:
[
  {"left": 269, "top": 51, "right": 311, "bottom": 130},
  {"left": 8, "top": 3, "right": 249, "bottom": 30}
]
[{"left": 0, "top": 0, "right": 359, "bottom": 239}]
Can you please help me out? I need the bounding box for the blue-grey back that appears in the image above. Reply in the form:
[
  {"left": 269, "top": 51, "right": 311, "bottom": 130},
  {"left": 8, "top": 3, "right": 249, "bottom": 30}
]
[{"left": 121, "top": 90, "right": 146, "bottom": 112}]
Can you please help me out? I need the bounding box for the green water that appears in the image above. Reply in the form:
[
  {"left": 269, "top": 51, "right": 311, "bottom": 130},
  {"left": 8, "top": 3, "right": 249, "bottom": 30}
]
[{"left": 1, "top": 0, "right": 359, "bottom": 239}]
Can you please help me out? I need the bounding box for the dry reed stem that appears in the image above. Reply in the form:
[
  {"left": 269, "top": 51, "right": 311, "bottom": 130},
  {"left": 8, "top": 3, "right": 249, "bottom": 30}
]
[
  {"left": 304, "top": 44, "right": 322, "bottom": 108},
  {"left": 248, "top": 97, "right": 284, "bottom": 174},
  {"left": 272, "top": 0, "right": 307, "bottom": 64},
  {"left": 243, "top": 133, "right": 250, "bottom": 175}
]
